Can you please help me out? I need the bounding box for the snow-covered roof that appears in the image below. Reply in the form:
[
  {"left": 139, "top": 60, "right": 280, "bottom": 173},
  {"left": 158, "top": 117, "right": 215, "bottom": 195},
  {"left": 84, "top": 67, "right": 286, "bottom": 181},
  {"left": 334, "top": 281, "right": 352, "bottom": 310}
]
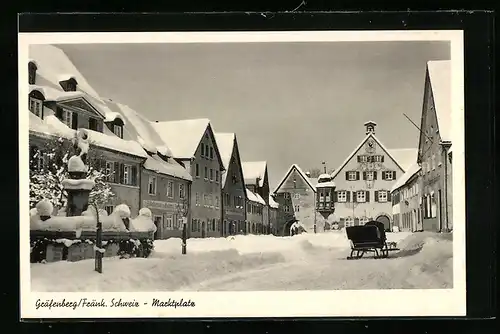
[
  {"left": 331, "top": 133, "right": 406, "bottom": 179},
  {"left": 318, "top": 173, "right": 332, "bottom": 180},
  {"left": 273, "top": 164, "right": 317, "bottom": 193},
  {"left": 427, "top": 60, "right": 452, "bottom": 143},
  {"left": 391, "top": 163, "right": 422, "bottom": 193},
  {"left": 29, "top": 113, "right": 147, "bottom": 158},
  {"left": 387, "top": 148, "right": 418, "bottom": 172},
  {"left": 246, "top": 189, "right": 266, "bottom": 205},
  {"left": 269, "top": 195, "right": 279, "bottom": 209},
  {"left": 316, "top": 181, "right": 336, "bottom": 188},
  {"left": 104, "top": 100, "right": 173, "bottom": 156},
  {"left": 214, "top": 133, "right": 236, "bottom": 186},
  {"left": 29, "top": 44, "right": 125, "bottom": 124},
  {"left": 143, "top": 154, "right": 192, "bottom": 181},
  {"left": 241, "top": 161, "right": 267, "bottom": 187},
  {"left": 151, "top": 118, "right": 211, "bottom": 159}
]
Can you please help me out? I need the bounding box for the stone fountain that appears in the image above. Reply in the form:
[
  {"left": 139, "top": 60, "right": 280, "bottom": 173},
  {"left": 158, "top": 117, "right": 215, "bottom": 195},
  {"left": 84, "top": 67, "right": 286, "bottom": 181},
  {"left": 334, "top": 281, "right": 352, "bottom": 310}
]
[{"left": 62, "top": 129, "right": 96, "bottom": 217}]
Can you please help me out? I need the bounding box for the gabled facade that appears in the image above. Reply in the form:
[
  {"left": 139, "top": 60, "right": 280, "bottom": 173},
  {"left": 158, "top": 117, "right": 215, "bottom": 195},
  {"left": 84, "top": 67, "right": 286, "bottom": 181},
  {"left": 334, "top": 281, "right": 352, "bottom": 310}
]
[
  {"left": 417, "top": 60, "right": 453, "bottom": 232},
  {"left": 391, "top": 164, "right": 422, "bottom": 232},
  {"left": 152, "top": 119, "right": 225, "bottom": 238},
  {"left": 242, "top": 161, "right": 271, "bottom": 233},
  {"left": 28, "top": 45, "right": 147, "bottom": 216},
  {"left": 268, "top": 195, "right": 279, "bottom": 235},
  {"left": 330, "top": 122, "right": 415, "bottom": 231},
  {"left": 215, "top": 133, "right": 247, "bottom": 236},
  {"left": 273, "top": 164, "right": 318, "bottom": 234},
  {"left": 245, "top": 189, "right": 265, "bottom": 234}
]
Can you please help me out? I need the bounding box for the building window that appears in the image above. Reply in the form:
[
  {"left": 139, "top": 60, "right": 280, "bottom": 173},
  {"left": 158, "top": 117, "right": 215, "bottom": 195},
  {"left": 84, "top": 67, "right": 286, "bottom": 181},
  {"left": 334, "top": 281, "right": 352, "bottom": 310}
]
[
  {"left": 88, "top": 117, "right": 98, "bottom": 131},
  {"left": 195, "top": 164, "right": 200, "bottom": 178},
  {"left": 383, "top": 171, "right": 394, "bottom": 180},
  {"left": 378, "top": 190, "right": 388, "bottom": 202},
  {"left": 122, "top": 164, "right": 132, "bottom": 185},
  {"left": 337, "top": 191, "right": 347, "bottom": 202},
  {"left": 28, "top": 62, "right": 37, "bottom": 84},
  {"left": 373, "top": 155, "right": 384, "bottom": 162},
  {"left": 167, "top": 181, "right": 173, "bottom": 198},
  {"left": 365, "top": 171, "right": 374, "bottom": 181},
  {"left": 357, "top": 155, "right": 368, "bottom": 163},
  {"left": 165, "top": 216, "right": 174, "bottom": 230},
  {"left": 295, "top": 205, "right": 300, "bottom": 212},
  {"left": 319, "top": 191, "right": 324, "bottom": 201},
  {"left": 325, "top": 191, "right": 331, "bottom": 201},
  {"left": 209, "top": 168, "right": 213, "bottom": 181},
  {"left": 284, "top": 205, "right": 290, "bottom": 213},
  {"left": 29, "top": 97, "right": 43, "bottom": 117},
  {"left": 179, "top": 184, "right": 185, "bottom": 199},
  {"left": 215, "top": 170, "right": 219, "bottom": 183},
  {"left": 210, "top": 147, "right": 214, "bottom": 160},
  {"left": 201, "top": 144, "right": 205, "bottom": 157},
  {"left": 104, "top": 205, "right": 114, "bottom": 215},
  {"left": 430, "top": 192, "right": 437, "bottom": 218},
  {"left": 294, "top": 193, "right": 300, "bottom": 199},
  {"left": 431, "top": 154, "right": 436, "bottom": 170},
  {"left": 195, "top": 192, "right": 200, "bottom": 206},
  {"left": 215, "top": 196, "right": 219, "bottom": 208},
  {"left": 204, "top": 166, "right": 208, "bottom": 180},
  {"left": 347, "top": 171, "right": 357, "bottom": 181},
  {"left": 148, "top": 176, "right": 157, "bottom": 195},
  {"left": 105, "top": 161, "right": 114, "bottom": 182},
  {"left": 113, "top": 125, "right": 123, "bottom": 139},
  {"left": 356, "top": 191, "right": 366, "bottom": 203},
  {"left": 284, "top": 193, "right": 290, "bottom": 199},
  {"left": 205, "top": 144, "right": 210, "bottom": 159},
  {"left": 345, "top": 217, "right": 354, "bottom": 227},
  {"left": 359, "top": 217, "right": 369, "bottom": 225},
  {"left": 62, "top": 109, "right": 73, "bottom": 128}
]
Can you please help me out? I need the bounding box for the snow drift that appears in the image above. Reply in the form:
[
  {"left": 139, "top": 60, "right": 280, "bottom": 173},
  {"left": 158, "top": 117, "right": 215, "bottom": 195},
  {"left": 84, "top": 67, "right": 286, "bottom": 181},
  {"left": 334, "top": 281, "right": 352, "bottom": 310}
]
[{"left": 30, "top": 231, "right": 453, "bottom": 292}]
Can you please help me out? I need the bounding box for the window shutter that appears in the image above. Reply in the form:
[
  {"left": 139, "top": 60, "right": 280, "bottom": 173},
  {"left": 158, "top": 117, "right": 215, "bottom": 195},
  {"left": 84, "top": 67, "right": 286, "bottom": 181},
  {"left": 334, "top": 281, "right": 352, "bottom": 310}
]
[
  {"left": 354, "top": 218, "right": 359, "bottom": 226},
  {"left": 357, "top": 156, "right": 361, "bottom": 163},
  {"left": 55, "top": 107, "right": 63, "bottom": 120},
  {"left": 333, "top": 191, "right": 338, "bottom": 202},
  {"left": 113, "top": 162, "right": 119, "bottom": 183},
  {"left": 381, "top": 171, "right": 386, "bottom": 180},
  {"left": 388, "top": 192, "right": 392, "bottom": 202},
  {"left": 362, "top": 171, "right": 366, "bottom": 180},
  {"left": 346, "top": 191, "right": 351, "bottom": 202},
  {"left": 381, "top": 155, "right": 385, "bottom": 162},
  {"left": 131, "top": 165, "right": 138, "bottom": 186},
  {"left": 368, "top": 156, "right": 373, "bottom": 163},
  {"left": 345, "top": 171, "right": 349, "bottom": 180},
  {"left": 366, "top": 191, "right": 370, "bottom": 202},
  {"left": 356, "top": 171, "right": 360, "bottom": 180},
  {"left": 373, "top": 171, "right": 378, "bottom": 180},
  {"left": 119, "top": 163, "right": 125, "bottom": 184},
  {"left": 71, "top": 112, "right": 78, "bottom": 130},
  {"left": 393, "top": 171, "right": 397, "bottom": 179},
  {"left": 375, "top": 190, "right": 379, "bottom": 202},
  {"left": 352, "top": 191, "right": 357, "bottom": 203}
]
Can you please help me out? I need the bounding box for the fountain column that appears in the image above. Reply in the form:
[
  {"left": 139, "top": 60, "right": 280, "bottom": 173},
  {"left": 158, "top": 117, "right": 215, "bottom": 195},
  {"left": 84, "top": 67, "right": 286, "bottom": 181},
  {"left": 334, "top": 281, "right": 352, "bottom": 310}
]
[{"left": 62, "top": 129, "right": 96, "bottom": 217}]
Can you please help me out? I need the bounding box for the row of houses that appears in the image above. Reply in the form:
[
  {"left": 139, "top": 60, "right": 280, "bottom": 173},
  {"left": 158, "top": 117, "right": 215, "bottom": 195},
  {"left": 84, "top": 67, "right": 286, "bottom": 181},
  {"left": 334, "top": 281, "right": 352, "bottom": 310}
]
[
  {"left": 27, "top": 44, "right": 280, "bottom": 240},
  {"left": 271, "top": 59, "right": 453, "bottom": 234}
]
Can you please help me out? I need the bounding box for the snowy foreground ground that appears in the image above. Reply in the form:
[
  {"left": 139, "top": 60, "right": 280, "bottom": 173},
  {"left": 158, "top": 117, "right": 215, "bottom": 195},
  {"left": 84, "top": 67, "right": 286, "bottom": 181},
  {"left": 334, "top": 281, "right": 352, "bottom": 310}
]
[{"left": 31, "top": 231, "right": 453, "bottom": 292}]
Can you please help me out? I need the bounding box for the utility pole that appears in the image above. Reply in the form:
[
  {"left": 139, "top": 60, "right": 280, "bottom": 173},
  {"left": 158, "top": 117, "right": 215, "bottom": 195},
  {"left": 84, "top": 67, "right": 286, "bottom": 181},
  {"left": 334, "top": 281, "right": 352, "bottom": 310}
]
[{"left": 91, "top": 202, "right": 103, "bottom": 273}]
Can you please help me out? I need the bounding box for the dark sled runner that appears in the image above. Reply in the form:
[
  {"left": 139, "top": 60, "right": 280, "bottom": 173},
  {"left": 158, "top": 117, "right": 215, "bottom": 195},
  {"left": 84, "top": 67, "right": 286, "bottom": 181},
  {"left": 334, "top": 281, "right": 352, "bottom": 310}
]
[{"left": 345, "top": 221, "right": 399, "bottom": 259}]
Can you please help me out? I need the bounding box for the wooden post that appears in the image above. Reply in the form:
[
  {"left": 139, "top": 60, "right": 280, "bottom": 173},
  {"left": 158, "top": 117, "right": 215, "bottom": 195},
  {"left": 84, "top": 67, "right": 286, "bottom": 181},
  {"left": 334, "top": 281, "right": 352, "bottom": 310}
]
[
  {"left": 182, "top": 217, "right": 187, "bottom": 255},
  {"left": 93, "top": 203, "right": 103, "bottom": 274}
]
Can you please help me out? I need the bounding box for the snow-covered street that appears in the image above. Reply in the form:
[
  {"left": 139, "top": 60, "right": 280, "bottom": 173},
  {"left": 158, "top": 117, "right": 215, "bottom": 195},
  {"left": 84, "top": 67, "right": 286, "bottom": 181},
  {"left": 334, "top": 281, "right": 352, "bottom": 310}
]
[{"left": 31, "top": 231, "right": 453, "bottom": 292}]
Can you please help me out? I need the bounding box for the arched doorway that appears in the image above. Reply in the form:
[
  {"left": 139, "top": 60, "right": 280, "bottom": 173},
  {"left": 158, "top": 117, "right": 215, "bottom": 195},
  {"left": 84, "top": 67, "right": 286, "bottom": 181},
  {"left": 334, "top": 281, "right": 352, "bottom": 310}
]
[
  {"left": 376, "top": 215, "right": 391, "bottom": 232},
  {"left": 201, "top": 221, "right": 206, "bottom": 238}
]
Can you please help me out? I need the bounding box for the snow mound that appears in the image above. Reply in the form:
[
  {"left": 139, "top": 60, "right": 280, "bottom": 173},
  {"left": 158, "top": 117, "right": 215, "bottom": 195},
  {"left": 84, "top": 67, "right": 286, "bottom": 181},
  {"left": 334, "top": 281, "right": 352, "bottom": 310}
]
[
  {"left": 113, "top": 204, "right": 131, "bottom": 218},
  {"left": 61, "top": 178, "right": 95, "bottom": 190},
  {"left": 129, "top": 210, "right": 157, "bottom": 233},
  {"left": 35, "top": 199, "right": 53, "bottom": 217}
]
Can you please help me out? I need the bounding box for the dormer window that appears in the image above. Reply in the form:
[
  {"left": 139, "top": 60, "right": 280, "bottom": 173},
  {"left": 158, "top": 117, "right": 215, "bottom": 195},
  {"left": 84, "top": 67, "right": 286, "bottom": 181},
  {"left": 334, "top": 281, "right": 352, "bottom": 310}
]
[
  {"left": 113, "top": 124, "right": 123, "bottom": 138},
  {"left": 28, "top": 62, "right": 37, "bottom": 85},
  {"left": 28, "top": 90, "right": 45, "bottom": 118},
  {"left": 60, "top": 78, "right": 78, "bottom": 92}
]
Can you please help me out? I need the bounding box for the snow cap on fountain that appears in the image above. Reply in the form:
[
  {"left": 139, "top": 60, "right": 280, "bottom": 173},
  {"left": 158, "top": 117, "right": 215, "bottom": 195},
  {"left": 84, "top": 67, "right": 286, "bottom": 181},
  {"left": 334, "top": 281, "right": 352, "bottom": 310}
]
[
  {"left": 113, "top": 204, "right": 131, "bottom": 218},
  {"left": 139, "top": 207, "right": 152, "bottom": 218},
  {"left": 30, "top": 208, "right": 39, "bottom": 217},
  {"left": 36, "top": 199, "right": 53, "bottom": 217},
  {"left": 67, "top": 155, "right": 87, "bottom": 173}
]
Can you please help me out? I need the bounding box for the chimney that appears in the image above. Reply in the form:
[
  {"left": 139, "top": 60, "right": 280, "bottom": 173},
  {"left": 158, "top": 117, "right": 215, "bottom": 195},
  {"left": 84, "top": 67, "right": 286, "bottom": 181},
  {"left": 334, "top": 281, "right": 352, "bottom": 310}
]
[
  {"left": 364, "top": 121, "right": 377, "bottom": 135},
  {"left": 305, "top": 172, "right": 311, "bottom": 178}
]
